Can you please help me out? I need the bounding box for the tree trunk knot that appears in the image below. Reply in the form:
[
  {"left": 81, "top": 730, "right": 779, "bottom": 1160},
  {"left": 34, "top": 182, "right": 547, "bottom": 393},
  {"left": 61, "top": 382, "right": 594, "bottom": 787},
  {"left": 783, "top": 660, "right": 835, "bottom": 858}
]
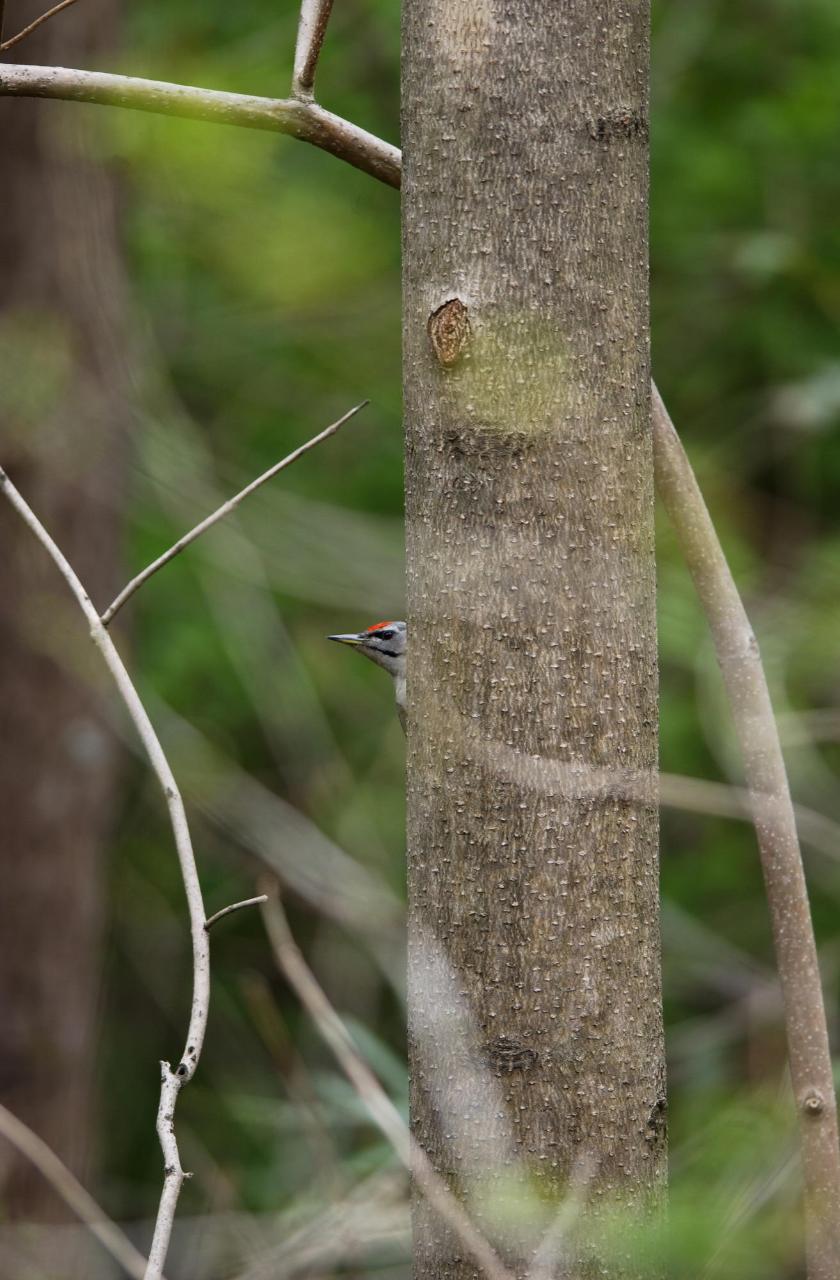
[
  {"left": 644, "top": 1096, "right": 667, "bottom": 1143},
  {"left": 590, "top": 109, "right": 648, "bottom": 143},
  {"left": 801, "top": 1090, "right": 825, "bottom": 1117},
  {"left": 428, "top": 298, "right": 470, "bottom": 368},
  {"left": 483, "top": 1035, "right": 538, "bottom": 1075}
]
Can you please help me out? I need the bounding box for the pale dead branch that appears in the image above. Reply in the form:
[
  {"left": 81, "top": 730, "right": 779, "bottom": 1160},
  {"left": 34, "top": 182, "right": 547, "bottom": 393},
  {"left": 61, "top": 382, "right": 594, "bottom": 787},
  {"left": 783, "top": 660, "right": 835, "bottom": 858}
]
[
  {"left": 102, "top": 401, "right": 367, "bottom": 626},
  {"left": 652, "top": 383, "right": 840, "bottom": 1274},
  {"left": 0, "top": 465, "right": 209, "bottom": 1280},
  {"left": 293, "top": 0, "right": 335, "bottom": 98},
  {"left": 0, "top": 1102, "right": 153, "bottom": 1280},
  {"left": 0, "top": 0, "right": 81, "bottom": 51},
  {"left": 259, "top": 881, "right": 514, "bottom": 1280}
]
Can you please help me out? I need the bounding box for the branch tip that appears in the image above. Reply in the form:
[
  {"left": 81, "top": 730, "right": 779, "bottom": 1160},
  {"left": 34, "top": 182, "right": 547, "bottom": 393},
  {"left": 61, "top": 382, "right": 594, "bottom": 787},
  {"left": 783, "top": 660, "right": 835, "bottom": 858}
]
[
  {"left": 205, "top": 895, "right": 268, "bottom": 931},
  {"left": 0, "top": 0, "right": 81, "bottom": 52}
]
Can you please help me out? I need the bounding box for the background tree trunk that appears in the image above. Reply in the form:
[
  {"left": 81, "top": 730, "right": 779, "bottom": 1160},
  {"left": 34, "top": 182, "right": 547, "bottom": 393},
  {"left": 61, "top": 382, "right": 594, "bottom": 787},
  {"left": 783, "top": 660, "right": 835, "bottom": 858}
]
[
  {"left": 402, "top": 2, "right": 664, "bottom": 1274},
  {"left": 0, "top": 0, "right": 128, "bottom": 1229}
]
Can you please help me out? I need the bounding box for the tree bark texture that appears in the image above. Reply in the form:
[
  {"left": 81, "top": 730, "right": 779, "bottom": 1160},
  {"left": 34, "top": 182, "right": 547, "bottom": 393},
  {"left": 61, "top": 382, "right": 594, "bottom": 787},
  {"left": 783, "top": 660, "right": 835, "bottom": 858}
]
[
  {"left": 402, "top": 3, "right": 664, "bottom": 1276},
  {"left": 0, "top": 0, "right": 128, "bottom": 1229}
]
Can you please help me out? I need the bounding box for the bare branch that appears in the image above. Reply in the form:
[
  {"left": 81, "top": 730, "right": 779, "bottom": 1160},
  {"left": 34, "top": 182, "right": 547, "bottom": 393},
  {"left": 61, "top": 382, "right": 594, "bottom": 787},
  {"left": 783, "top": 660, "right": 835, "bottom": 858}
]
[
  {"left": 0, "top": 1102, "right": 154, "bottom": 1280},
  {"left": 0, "top": 0, "right": 81, "bottom": 52},
  {"left": 293, "top": 0, "right": 334, "bottom": 98},
  {"left": 0, "top": 64, "right": 401, "bottom": 187},
  {"left": 101, "top": 401, "right": 367, "bottom": 626},
  {"left": 205, "top": 895, "right": 268, "bottom": 931},
  {"left": 652, "top": 382, "right": 840, "bottom": 1274},
  {"left": 259, "top": 882, "right": 514, "bottom": 1280},
  {"left": 0, "top": 466, "right": 209, "bottom": 1280}
]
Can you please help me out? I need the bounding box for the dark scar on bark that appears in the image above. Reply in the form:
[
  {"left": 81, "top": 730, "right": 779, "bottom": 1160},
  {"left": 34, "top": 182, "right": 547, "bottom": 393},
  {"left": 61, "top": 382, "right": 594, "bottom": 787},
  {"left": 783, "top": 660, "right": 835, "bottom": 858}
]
[
  {"left": 591, "top": 110, "right": 648, "bottom": 142},
  {"left": 645, "top": 1096, "right": 668, "bottom": 1143},
  {"left": 484, "top": 1035, "right": 539, "bottom": 1075}
]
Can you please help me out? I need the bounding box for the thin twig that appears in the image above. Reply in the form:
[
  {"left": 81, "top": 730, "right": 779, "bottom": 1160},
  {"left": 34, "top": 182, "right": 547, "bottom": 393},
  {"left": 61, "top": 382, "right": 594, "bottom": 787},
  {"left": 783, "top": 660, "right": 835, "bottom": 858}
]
[
  {"left": 652, "top": 382, "right": 840, "bottom": 1278},
  {"left": 0, "top": 1102, "right": 154, "bottom": 1280},
  {"left": 0, "top": 466, "right": 209, "bottom": 1280},
  {"left": 259, "top": 881, "right": 514, "bottom": 1280},
  {"left": 101, "top": 401, "right": 367, "bottom": 626},
  {"left": 0, "top": 64, "right": 401, "bottom": 187},
  {"left": 205, "top": 895, "right": 268, "bottom": 931},
  {"left": 292, "top": 0, "right": 334, "bottom": 98},
  {"left": 0, "top": 0, "right": 7, "bottom": 44},
  {"left": 0, "top": 0, "right": 80, "bottom": 51}
]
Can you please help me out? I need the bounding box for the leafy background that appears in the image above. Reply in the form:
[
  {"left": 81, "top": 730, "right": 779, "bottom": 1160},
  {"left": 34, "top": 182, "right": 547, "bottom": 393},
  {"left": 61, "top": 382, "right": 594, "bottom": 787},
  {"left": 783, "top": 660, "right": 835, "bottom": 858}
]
[{"left": 12, "top": 0, "right": 840, "bottom": 1274}]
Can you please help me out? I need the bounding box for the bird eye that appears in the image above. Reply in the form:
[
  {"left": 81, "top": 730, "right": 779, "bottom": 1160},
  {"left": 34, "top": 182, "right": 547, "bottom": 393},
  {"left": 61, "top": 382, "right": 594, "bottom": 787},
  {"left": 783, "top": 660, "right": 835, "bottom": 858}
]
[{"left": 375, "top": 629, "right": 394, "bottom": 640}]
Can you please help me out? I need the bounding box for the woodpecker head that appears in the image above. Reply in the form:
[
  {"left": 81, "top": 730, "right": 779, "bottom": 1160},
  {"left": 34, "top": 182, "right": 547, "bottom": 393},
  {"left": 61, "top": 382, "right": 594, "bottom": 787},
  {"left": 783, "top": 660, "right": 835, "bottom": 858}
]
[
  {"left": 328, "top": 621, "right": 407, "bottom": 731},
  {"left": 328, "top": 620, "right": 406, "bottom": 680}
]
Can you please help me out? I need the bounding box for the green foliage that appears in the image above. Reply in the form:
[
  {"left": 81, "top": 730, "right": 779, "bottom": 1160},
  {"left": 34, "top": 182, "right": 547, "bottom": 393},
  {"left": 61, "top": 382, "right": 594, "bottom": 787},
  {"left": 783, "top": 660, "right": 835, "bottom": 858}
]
[{"left": 53, "top": 0, "right": 840, "bottom": 1272}]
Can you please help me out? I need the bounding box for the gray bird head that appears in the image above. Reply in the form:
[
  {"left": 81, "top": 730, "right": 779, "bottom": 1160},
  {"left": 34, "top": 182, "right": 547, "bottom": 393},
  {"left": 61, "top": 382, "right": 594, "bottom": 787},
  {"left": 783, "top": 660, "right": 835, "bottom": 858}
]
[{"left": 327, "top": 620, "right": 406, "bottom": 682}]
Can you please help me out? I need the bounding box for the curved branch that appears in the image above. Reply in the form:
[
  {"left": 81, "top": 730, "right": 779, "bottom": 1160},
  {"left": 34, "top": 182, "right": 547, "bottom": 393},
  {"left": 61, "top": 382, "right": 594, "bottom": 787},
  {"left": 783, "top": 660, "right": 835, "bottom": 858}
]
[
  {"left": 652, "top": 383, "right": 840, "bottom": 1276},
  {"left": 205, "top": 895, "right": 267, "bottom": 931},
  {"left": 0, "top": 63, "right": 401, "bottom": 188},
  {"left": 0, "top": 466, "right": 208, "bottom": 1280}
]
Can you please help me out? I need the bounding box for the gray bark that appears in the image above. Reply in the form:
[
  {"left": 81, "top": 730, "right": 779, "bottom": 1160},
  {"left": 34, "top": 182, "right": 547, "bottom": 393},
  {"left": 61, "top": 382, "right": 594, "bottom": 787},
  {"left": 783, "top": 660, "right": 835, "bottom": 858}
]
[
  {"left": 0, "top": 0, "right": 128, "bottom": 1225},
  {"left": 402, "top": 3, "right": 664, "bottom": 1275}
]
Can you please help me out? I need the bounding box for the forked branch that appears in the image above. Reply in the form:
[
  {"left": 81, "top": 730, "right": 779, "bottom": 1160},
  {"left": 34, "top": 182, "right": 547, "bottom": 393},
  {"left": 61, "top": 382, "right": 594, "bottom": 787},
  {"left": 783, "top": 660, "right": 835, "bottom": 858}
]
[
  {"left": 0, "top": 465, "right": 208, "bottom": 1280},
  {"left": 652, "top": 383, "right": 840, "bottom": 1278},
  {"left": 0, "top": 64, "right": 401, "bottom": 187}
]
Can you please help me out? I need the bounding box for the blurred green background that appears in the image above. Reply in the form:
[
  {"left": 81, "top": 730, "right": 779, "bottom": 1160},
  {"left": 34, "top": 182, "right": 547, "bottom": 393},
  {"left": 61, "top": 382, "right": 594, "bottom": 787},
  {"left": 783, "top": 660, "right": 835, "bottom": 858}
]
[{"left": 4, "top": 0, "right": 840, "bottom": 1275}]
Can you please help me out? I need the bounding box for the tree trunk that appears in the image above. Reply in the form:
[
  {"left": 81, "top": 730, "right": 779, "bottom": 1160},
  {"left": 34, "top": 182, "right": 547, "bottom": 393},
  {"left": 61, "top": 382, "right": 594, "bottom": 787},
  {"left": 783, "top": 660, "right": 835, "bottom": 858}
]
[
  {"left": 0, "top": 0, "right": 128, "bottom": 1228},
  {"left": 402, "top": 3, "right": 664, "bottom": 1275}
]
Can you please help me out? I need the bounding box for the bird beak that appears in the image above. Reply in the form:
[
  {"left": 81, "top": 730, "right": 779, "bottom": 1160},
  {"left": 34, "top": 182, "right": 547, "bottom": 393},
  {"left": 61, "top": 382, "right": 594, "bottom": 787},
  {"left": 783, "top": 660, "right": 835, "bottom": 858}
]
[{"left": 327, "top": 632, "right": 363, "bottom": 647}]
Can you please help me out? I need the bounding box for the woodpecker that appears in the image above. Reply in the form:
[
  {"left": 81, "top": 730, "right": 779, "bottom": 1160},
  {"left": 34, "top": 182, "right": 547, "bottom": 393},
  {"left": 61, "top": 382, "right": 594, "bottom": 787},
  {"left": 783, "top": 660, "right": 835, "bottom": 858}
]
[{"left": 328, "top": 620, "right": 406, "bottom": 732}]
